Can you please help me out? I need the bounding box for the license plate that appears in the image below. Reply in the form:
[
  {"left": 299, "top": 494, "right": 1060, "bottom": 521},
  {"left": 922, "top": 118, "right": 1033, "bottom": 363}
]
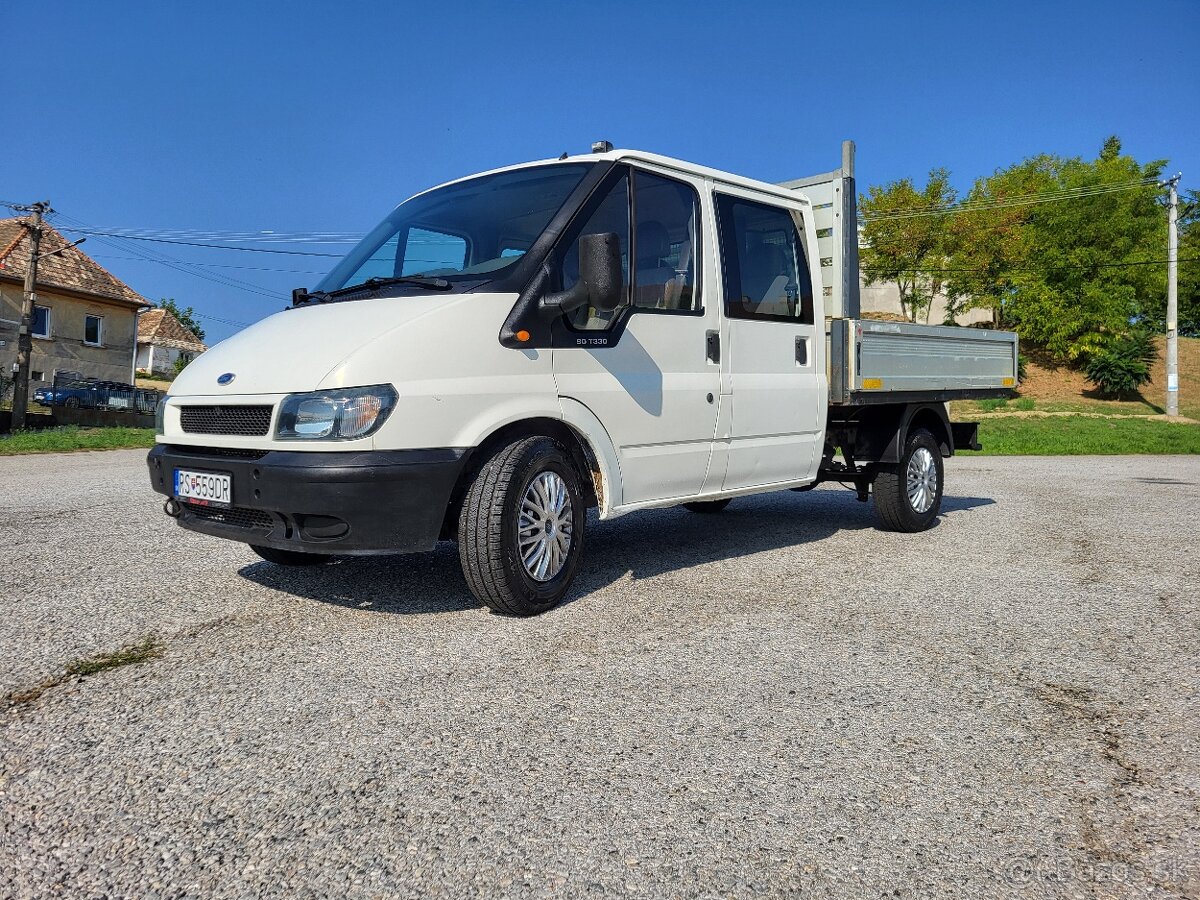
[{"left": 174, "top": 469, "right": 232, "bottom": 507}]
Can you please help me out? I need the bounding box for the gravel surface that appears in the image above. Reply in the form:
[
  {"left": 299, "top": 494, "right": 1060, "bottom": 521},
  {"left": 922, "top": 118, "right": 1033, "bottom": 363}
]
[{"left": 1, "top": 449, "right": 1198, "bottom": 898}]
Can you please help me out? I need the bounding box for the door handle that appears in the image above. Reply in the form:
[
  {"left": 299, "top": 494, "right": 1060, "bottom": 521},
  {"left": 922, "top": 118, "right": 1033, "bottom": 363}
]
[
  {"left": 795, "top": 336, "right": 808, "bottom": 365},
  {"left": 706, "top": 330, "right": 720, "bottom": 364}
]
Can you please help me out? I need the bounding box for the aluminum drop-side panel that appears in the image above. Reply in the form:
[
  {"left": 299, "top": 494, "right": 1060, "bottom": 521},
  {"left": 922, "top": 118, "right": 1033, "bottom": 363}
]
[{"left": 852, "top": 320, "right": 1018, "bottom": 392}]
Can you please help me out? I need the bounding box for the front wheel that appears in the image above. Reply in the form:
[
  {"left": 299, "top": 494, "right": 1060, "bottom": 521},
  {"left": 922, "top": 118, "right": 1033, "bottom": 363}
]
[
  {"left": 458, "top": 436, "right": 587, "bottom": 616},
  {"left": 873, "top": 428, "right": 944, "bottom": 532}
]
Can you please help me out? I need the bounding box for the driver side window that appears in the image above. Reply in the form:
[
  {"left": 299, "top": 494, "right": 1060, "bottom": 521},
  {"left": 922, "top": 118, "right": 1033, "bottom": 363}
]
[{"left": 564, "top": 174, "right": 630, "bottom": 330}]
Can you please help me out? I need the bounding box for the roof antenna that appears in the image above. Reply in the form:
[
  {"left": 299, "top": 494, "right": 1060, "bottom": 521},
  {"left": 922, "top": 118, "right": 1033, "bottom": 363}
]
[{"left": 559, "top": 151, "right": 569, "bottom": 160}]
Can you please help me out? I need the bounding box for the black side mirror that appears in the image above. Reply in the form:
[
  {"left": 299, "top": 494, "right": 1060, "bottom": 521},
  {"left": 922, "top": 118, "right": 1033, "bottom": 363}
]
[{"left": 540, "top": 232, "right": 624, "bottom": 316}]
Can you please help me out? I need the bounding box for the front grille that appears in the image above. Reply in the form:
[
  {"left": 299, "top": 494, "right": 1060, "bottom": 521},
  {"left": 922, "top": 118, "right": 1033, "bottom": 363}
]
[
  {"left": 167, "top": 445, "right": 270, "bottom": 460},
  {"left": 179, "top": 405, "right": 273, "bottom": 437},
  {"left": 183, "top": 502, "right": 274, "bottom": 531}
]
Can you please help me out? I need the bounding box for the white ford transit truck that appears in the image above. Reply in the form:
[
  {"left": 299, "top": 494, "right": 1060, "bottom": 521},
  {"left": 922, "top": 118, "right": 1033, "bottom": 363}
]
[{"left": 148, "top": 141, "right": 1017, "bottom": 615}]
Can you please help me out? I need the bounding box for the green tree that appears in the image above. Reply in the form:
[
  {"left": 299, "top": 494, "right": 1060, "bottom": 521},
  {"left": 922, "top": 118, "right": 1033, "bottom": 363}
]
[
  {"left": 946, "top": 137, "right": 1165, "bottom": 361},
  {"left": 157, "top": 298, "right": 206, "bottom": 342},
  {"left": 860, "top": 169, "right": 956, "bottom": 322},
  {"left": 1084, "top": 328, "right": 1157, "bottom": 398},
  {"left": 1178, "top": 190, "right": 1199, "bottom": 337}
]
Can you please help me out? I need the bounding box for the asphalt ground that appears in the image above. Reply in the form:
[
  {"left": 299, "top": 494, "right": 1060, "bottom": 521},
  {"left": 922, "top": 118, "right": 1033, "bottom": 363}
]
[{"left": 1, "top": 449, "right": 1197, "bottom": 899}]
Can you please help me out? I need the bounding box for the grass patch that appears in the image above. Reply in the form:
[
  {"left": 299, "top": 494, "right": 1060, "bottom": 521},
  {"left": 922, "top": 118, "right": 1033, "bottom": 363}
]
[
  {"left": 973, "top": 416, "right": 1200, "bottom": 455},
  {"left": 65, "top": 636, "right": 164, "bottom": 677},
  {"left": 974, "top": 396, "right": 1035, "bottom": 412},
  {"left": 5, "top": 636, "right": 164, "bottom": 708},
  {"left": 0, "top": 425, "right": 155, "bottom": 455}
]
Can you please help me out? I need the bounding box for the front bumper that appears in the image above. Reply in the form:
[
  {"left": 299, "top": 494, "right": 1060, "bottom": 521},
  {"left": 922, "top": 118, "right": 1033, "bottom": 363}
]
[{"left": 147, "top": 444, "right": 468, "bottom": 555}]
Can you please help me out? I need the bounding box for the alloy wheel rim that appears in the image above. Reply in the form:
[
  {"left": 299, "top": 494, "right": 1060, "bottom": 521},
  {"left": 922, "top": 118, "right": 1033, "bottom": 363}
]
[
  {"left": 906, "top": 447, "right": 938, "bottom": 514},
  {"left": 517, "top": 471, "right": 573, "bottom": 582}
]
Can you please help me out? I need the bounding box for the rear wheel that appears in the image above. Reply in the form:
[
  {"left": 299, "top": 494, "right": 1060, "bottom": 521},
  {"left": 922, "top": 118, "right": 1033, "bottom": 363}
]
[
  {"left": 683, "top": 499, "right": 732, "bottom": 514},
  {"left": 873, "top": 428, "right": 944, "bottom": 532},
  {"left": 458, "top": 436, "right": 586, "bottom": 616},
  {"left": 251, "top": 545, "right": 331, "bottom": 566}
]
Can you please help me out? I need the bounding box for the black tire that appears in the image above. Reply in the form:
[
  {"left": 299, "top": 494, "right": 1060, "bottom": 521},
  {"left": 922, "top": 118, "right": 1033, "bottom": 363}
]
[
  {"left": 457, "top": 436, "right": 586, "bottom": 616},
  {"left": 874, "top": 427, "right": 944, "bottom": 532},
  {"left": 251, "top": 545, "right": 331, "bottom": 566},
  {"left": 683, "top": 498, "right": 732, "bottom": 514},
  {"left": 64, "top": 397, "right": 80, "bottom": 409}
]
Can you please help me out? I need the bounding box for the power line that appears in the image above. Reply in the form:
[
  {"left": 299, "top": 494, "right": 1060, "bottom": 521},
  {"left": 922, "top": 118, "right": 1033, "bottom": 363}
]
[
  {"left": 189, "top": 311, "right": 253, "bottom": 328},
  {"left": 863, "top": 177, "right": 1159, "bottom": 220},
  {"left": 865, "top": 177, "right": 1155, "bottom": 218},
  {"left": 89, "top": 254, "right": 329, "bottom": 276},
  {"left": 72, "top": 228, "right": 361, "bottom": 243},
  {"left": 862, "top": 177, "right": 1161, "bottom": 223},
  {"left": 861, "top": 255, "right": 1199, "bottom": 276},
  {"left": 55, "top": 226, "right": 345, "bottom": 257},
  {"left": 51, "top": 213, "right": 288, "bottom": 301}
]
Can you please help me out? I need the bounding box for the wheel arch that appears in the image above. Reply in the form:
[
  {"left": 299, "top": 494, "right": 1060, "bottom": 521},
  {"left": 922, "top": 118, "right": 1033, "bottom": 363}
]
[
  {"left": 901, "top": 404, "right": 955, "bottom": 458},
  {"left": 833, "top": 402, "right": 954, "bottom": 465},
  {"left": 440, "top": 414, "right": 617, "bottom": 540}
]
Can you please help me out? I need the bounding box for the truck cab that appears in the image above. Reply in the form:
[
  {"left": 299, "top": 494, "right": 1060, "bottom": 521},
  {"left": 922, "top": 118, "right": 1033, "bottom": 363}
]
[{"left": 148, "top": 142, "right": 1016, "bottom": 615}]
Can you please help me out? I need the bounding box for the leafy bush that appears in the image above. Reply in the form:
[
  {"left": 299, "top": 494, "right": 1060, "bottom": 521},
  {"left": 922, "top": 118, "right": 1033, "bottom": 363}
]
[{"left": 1085, "top": 330, "right": 1157, "bottom": 398}]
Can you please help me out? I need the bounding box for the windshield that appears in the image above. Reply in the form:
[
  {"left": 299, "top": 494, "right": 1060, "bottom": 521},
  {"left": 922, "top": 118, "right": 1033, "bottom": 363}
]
[{"left": 316, "top": 163, "right": 593, "bottom": 292}]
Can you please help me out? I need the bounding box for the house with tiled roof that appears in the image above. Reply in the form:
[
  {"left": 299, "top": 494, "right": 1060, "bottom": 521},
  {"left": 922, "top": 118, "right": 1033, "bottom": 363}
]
[
  {"left": 0, "top": 216, "right": 148, "bottom": 395},
  {"left": 136, "top": 308, "right": 207, "bottom": 376}
]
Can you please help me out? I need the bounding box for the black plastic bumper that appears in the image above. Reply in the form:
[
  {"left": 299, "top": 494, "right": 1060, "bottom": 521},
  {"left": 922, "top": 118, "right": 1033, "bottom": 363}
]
[{"left": 147, "top": 444, "right": 469, "bottom": 555}]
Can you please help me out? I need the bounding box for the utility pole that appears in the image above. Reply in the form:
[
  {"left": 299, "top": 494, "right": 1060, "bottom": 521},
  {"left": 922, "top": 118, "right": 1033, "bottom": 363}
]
[
  {"left": 10, "top": 201, "right": 50, "bottom": 431},
  {"left": 1165, "top": 175, "right": 1181, "bottom": 418}
]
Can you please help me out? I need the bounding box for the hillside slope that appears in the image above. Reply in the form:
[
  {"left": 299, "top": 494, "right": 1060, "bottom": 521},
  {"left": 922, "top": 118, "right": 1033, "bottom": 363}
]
[{"left": 1016, "top": 336, "right": 1200, "bottom": 419}]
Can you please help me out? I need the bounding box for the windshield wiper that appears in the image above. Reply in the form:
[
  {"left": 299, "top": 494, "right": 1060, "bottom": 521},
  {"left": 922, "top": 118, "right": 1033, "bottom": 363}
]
[
  {"left": 292, "top": 275, "right": 452, "bottom": 306},
  {"left": 349, "top": 275, "right": 453, "bottom": 292}
]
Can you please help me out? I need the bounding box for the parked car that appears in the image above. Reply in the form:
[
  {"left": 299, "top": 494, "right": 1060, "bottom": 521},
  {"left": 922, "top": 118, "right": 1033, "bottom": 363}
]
[{"left": 36, "top": 379, "right": 159, "bottom": 413}]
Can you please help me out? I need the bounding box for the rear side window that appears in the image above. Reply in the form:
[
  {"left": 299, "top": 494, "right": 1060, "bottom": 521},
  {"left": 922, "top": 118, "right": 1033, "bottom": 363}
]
[{"left": 715, "top": 195, "right": 813, "bottom": 324}]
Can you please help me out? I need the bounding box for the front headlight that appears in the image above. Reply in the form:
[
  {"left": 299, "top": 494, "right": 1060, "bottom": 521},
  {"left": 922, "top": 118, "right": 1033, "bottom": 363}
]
[
  {"left": 155, "top": 397, "right": 168, "bottom": 436},
  {"left": 276, "top": 385, "right": 397, "bottom": 441}
]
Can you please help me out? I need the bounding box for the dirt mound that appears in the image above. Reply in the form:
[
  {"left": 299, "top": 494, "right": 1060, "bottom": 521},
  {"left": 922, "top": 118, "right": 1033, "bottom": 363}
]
[{"left": 1019, "top": 337, "right": 1199, "bottom": 415}]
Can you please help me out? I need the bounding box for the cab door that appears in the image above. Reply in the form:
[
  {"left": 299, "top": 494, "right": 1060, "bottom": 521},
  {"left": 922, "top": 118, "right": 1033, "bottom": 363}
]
[
  {"left": 552, "top": 166, "right": 722, "bottom": 505},
  {"left": 714, "top": 192, "right": 825, "bottom": 490}
]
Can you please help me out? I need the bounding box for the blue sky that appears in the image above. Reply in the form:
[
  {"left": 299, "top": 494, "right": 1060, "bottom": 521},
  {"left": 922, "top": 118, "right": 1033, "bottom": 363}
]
[{"left": 5, "top": 0, "right": 1197, "bottom": 344}]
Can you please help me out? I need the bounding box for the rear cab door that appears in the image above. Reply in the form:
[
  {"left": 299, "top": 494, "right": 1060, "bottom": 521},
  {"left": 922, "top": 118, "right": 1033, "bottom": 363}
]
[{"left": 712, "top": 187, "right": 827, "bottom": 491}]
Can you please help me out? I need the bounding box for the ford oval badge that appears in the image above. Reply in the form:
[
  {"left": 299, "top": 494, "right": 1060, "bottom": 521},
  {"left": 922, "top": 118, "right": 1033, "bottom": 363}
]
[{"left": 217, "top": 373, "right": 236, "bottom": 386}]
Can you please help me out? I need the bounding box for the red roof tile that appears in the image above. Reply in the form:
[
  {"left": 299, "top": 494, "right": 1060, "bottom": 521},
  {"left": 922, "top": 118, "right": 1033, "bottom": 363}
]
[
  {"left": 137, "top": 308, "right": 207, "bottom": 352},
  {"left": 0, "top": 216, "right": 146, "bottom": 307}
]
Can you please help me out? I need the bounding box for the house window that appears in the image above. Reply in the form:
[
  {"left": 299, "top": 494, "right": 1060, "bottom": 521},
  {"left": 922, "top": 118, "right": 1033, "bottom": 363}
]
[
  {"left": 31, "top": 370, "right": 44, "bottom": 382},
  {"left": 84, "top": 314, "right": 104, "bottom": 346},
  {"left": 31, "top": 305, "right": 51, "bottom": 338}
]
